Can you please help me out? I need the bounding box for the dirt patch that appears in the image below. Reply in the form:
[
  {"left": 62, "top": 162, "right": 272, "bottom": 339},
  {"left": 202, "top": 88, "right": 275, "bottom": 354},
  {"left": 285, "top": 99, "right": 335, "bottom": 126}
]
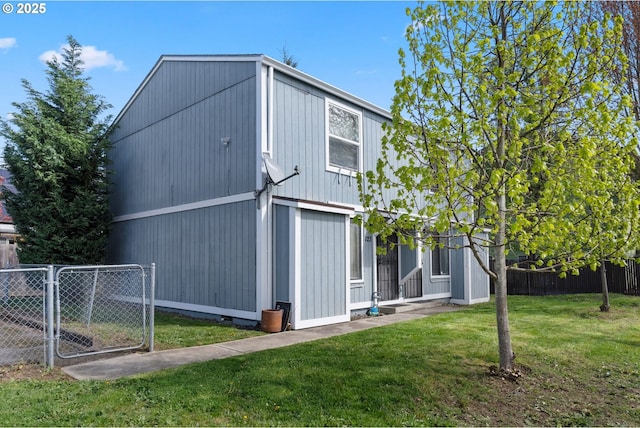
[
  {"left": 0, "top": 362, "right": 72, "bottom": 382},
  {"left": 459, "top": 363, "right": 640, "bottom": 426}
]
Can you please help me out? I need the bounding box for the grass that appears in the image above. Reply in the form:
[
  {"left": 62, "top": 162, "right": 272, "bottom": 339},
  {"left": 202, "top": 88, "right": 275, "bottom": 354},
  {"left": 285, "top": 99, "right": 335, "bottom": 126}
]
[
  {"left": 152, "top": 311, "right": 264, "bottom": 350},
  {"left": 0, "top": 294, "right": 638, "bottom": 426}
]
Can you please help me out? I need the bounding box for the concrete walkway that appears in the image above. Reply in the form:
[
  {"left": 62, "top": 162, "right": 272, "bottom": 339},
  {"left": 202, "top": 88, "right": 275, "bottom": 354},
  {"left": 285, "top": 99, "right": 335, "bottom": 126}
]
[{"left": 62, "top": 305, "right": 461, "bottom": 381}]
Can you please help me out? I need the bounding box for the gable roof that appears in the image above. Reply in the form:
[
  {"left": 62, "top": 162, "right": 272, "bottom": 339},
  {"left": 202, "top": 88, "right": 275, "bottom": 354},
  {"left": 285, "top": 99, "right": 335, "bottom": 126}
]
[{"left": 112, "top": 54, "right": 392, "bottom": 127}]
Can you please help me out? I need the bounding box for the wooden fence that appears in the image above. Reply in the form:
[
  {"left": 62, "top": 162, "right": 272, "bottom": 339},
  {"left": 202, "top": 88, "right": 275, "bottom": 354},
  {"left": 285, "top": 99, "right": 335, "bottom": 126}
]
[{"left": 490, "top": 259, "right": 640, "bottom": 296}]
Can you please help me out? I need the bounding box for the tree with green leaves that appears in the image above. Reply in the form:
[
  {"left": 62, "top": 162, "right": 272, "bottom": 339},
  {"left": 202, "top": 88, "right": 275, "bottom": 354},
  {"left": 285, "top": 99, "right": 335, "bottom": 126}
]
[
  {"left": 0, "top": 36, "right": 113, "bottom": 265},
  {"left": 360, "top": 1, "right": 640, "bottom": 371}
]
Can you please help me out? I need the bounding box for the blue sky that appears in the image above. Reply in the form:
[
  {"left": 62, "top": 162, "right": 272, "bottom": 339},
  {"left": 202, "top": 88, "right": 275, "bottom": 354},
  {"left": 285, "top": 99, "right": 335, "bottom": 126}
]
[{"left": 0, "top": 1, "right": 417, "bottom": 132}]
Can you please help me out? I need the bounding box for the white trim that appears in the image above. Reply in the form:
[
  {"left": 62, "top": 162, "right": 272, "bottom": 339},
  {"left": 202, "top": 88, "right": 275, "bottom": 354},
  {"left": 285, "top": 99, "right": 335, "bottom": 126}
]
[
  {"left": 273, "top": 198, "right": 354, "bottom": 216},
  {"left": 379, "top": 294, "right": 451, "bottom": 306},
  {"left": 267, "top": 65, "right": 274, "bottom": 154},
  {"left": 372, "top": 232, "right": 378, "bottom": 298},
  {"left": 256, "top": 60, "right": 270, "bottom": 314},
  {"left": 350, "top": 301, "right": 373, "bottom": 311},
  {"left": 420, "top": 292, "right": 452, "bottom": 301},
  {"left": 344, "top": 215, "right": 351, "bottom": 317},
  {"left": 325, "top": 99, "right": 363, "bottom": 176},
  {"left": 295, "top": 314, "right": 350, "bottom": 330},
  {"left": 349, "top": 216, "right": 364, "bottom": 282},
  {"left": 112, "top": 192, "right": 255, "bottom": 222},
  {"left": 291, "top": 208, "right": 301, "bottom": 329},
  {"left": 154, "top": 299, "right": 259, "bottom": 320},
  {"left": 327, "top": 201, "right": 365, "bottom": 212}
]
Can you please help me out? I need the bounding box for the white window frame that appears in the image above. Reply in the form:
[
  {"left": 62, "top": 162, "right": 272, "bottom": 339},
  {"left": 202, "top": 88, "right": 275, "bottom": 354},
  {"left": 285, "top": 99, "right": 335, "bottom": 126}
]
[
  {"left": 430, "top": 235, "right": 451, "bottom": 279},
  {"left": 349, "top": 216, "right": 364, "bottom": 284},
  {"left": 325, "top": 99, "right": 363, "bottom": 176}
]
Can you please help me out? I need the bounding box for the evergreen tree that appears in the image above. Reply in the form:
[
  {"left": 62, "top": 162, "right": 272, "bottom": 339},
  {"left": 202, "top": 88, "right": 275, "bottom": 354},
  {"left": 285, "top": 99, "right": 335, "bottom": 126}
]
[{"left": 0, "top": 36, "right": 112, "bottom": 265}]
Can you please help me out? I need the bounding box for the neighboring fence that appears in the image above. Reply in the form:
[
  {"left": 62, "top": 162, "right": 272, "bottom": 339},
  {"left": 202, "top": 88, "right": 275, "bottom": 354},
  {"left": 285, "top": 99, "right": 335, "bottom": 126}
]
[
  {"left": 490, "top": 259, "right": 640, "bottom": 296},
  {"left": 0, "top": 264, "right": 155, "bottom": 368}
]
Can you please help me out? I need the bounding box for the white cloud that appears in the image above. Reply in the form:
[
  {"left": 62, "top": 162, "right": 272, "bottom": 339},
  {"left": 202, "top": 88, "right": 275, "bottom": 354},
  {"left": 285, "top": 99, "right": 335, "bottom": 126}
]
[
  {"left": 0, "top": 38, "right": 17, "bottom": 50},
  {"left": 5, "top": 113, "right": 14, "bottom": 121},
  {"left": 39, "top": 44, "right": 127, "bottom": 72},
  {"left": 356, "top": 69, "right": 377, "bottom": 76}
]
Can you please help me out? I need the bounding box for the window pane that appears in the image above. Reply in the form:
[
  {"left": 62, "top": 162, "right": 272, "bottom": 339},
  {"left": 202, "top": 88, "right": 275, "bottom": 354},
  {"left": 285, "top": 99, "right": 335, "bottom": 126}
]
[
  {"left": 431, "top": 236, "right": 450, "bottom": 276},
  {"left": 329, "top": 105, "right": 359, "bottom": 142},
  {"left": 350, "top": 220, "right": 362, "bottom": 281},
  {"left": 329, "top": 137, "right": 359, "bottom": 170},
  {"left": 431, "top": 246, "right": 441, "bottom": 276},
  {"left": 440, "top": 246, "right": 450, "bottom": 275}
]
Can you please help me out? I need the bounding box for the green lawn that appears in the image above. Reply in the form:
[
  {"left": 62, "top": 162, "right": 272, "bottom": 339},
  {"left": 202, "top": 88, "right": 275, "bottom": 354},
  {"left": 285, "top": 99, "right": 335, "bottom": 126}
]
[
  {"left": 0, "top": 294, "right": 638, "bottom": 426},
  {"left": 152, "top": 311, "right": 264, "bottom": 350}
]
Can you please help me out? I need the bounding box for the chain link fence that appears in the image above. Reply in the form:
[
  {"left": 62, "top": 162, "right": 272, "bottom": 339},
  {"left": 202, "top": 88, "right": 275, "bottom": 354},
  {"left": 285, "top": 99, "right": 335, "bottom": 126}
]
[
  {"left": 0, "top": 264, "right": 155, "bottom": 368},
  {"left": 0, "top": 268, "right": 49, "bottom": 366}
]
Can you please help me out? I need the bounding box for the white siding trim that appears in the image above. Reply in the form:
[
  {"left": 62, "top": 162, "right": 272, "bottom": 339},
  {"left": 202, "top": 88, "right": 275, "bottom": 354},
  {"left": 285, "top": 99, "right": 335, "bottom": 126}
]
[
  {"left": 273, "top": 198, "right": 354, "bottom": 216},
  {"left": 420, "top": 292, "right": 452, "bottom": 301},
  {"left": 256, "top": 60, "right": 269, "bottom": 314},
  {"left": 290, "top": 208, "right": 301, "bottom": 329},
  {"left": 295, "top": 314, "right": 350, "bottom": 330},
  {"left": 112, "top": 192, "right": 255, "bottom": 222},
  {"left": 344, "top": 215, "right": 352, "bottom": 315},
  {"left": 350, "top": 301, "right": 372, "bottom": 311}
]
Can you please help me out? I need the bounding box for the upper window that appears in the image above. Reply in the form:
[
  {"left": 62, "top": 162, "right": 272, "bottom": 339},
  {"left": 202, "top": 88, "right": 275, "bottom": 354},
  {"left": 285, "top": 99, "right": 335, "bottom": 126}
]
[{"left": 326, "top": 101, "right": 362, "bottom": 174}]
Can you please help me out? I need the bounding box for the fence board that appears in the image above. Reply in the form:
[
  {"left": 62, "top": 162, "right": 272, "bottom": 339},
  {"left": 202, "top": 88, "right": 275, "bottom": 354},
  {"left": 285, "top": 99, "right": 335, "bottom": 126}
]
[{"left": 490, "top": 260, "right": 640, "bottom": 296}]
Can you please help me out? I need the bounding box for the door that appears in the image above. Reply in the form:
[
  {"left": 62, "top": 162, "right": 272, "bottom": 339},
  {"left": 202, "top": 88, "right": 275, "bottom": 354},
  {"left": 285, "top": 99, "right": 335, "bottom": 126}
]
[{"left": 376, "top": 233, "right": 399, "bottom": 301}]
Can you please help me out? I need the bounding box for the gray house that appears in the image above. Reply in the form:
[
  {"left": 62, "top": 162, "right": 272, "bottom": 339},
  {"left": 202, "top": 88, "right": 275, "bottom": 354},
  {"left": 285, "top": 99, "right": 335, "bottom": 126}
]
[{"left": 107, "top": 54, "right": 489, "bottom": 329}]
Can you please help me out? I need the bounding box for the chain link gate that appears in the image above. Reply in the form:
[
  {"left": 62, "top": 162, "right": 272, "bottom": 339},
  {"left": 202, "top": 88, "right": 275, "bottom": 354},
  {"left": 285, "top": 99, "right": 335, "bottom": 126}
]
[
  {"left": 55, "top": 264, "right": 153, "bottom": 359},
  {"left": 0, "top": 267, "right": 50, "bottom": 366}
]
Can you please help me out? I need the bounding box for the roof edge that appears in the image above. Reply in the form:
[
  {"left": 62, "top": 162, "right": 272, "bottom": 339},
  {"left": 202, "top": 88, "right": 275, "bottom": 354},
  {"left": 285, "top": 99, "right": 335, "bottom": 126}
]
[{"left": 111, "top": 54, "right": 392, "bottom": 128}]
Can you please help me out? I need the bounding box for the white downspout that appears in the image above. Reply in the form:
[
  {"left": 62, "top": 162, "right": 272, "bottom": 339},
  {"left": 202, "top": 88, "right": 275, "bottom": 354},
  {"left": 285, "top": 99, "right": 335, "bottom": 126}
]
[
  {"left": 265, "top": 65, "right": 274, "bottom": 309},
  {"left": 267, "top": 65, "right": 274, "bottom": 154}
]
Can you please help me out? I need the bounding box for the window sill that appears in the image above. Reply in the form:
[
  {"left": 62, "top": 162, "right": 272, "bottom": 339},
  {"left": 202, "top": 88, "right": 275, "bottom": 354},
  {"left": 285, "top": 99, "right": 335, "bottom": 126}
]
[{"left": 327, "top": 166, "right": 360, "bottom": 177}]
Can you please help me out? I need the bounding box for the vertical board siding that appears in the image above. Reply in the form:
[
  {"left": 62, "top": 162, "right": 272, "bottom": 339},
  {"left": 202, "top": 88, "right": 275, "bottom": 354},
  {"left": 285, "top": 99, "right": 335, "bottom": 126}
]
[
  {"left": 107, "top": 201, "right": 256, "bottom": 311},
  {"left": 300, "top": 210, "right": 346, "bottom": 321},
  {"left": 449, "top": 238, "right": 466, "bottom": 300},
  {"left": 271, "top": 75, "right": 391, "bottom": 207},
  {"left": 115, "top": 61, "right": 256, "bottom": 138},
  {"left": 273, "top": 205, "right": 290, "bottom": 303},
  {"left": 110, "top": 61, "right": 257, "bottom": 217},
  {"left": 470, "top": 235, "right": 490, "bottom": 300},
  {"left": 423, "top": 249, "right": 452, "bottom": 296}
]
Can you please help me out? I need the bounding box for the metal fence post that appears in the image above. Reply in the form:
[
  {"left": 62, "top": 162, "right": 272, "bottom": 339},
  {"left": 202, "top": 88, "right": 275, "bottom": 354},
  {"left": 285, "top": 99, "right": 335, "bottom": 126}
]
[
  {"left": 46, "top": 265, "right": 55, "bottom": 368},
  {"left": 149, "top": 263, "right": 155, "bottom": 352}
]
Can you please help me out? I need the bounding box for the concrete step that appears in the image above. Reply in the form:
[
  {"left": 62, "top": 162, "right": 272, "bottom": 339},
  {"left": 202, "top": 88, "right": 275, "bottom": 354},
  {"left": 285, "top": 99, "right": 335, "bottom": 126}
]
[{"left": 378, "top": 300, "right": 446, "bottom": 314}]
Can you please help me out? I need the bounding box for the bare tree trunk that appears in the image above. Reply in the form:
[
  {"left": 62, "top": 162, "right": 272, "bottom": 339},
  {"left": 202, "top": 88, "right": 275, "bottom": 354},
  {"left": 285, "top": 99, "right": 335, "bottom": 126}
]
[
  {"left": 495, "top": 224, "right": 515, "bottom": 369},
  {"left": 494, "top": 2, "right": 515, "bottom": 371},
  {"left": 600, "top": 258, "right": 610, "bottom": 312}
]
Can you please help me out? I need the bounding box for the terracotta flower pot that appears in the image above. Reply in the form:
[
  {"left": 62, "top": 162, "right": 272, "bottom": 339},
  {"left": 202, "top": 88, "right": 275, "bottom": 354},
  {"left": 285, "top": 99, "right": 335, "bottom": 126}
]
[{"left": 261, "top": 309, "right": 283, "bottom": 333}]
